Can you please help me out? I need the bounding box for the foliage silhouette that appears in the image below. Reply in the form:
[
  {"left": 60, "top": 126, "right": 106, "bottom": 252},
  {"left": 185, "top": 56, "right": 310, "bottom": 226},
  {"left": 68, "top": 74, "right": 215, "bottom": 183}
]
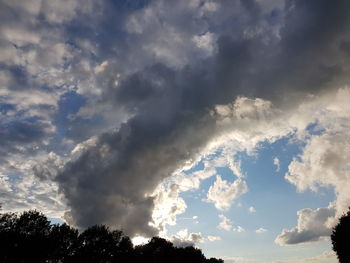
[
  {"left": 48, "top": 223, "right": 79, "bottom": 262},
  {"left": 331, "top": 208, "right": 350, "bottom": 263},
  {"left": 0, "top": 210, "right": 223, "bottom": 263}
]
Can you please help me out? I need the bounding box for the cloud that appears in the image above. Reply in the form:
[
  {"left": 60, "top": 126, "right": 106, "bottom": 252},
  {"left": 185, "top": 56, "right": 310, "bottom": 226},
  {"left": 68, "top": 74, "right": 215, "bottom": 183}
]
[
  {"left": 193, "top": 32, "right": 217, "bottom": 56},
  {"left": 275, "top": 204, "right": 335, "bottom": 245},
  {"left": 207, "top": 235, "right": 221, "bottom": 242},
  {"left": 273, "top": 157, "right": 280, "bottom": 172},
  {"left": 249, "top": 206, "right": 256, "bottom": 213},
  {"left": 223, "top": 256, "right": 257, "bottom": 263},
  {"left": 171, "top": 229, "right": 204, "bottom": 247},
  {"left": 0, "top": 151, "right": 67, "bottom": 218},
  {"left": 256, "top": 228, "right": 268, "bottom": 234},
  {"left": 218, "top": 214, "right": 233, "bottom": 231},
  {"left": 132, "top": 236, "right": 149, "bottom": 246},
  {"left": 171, "top": 228, "right": 221, "bottom": 247},
  {"left": 206, "top": 176, "right": 248, "bottom": 211},
  {"left": 151, "top": 184, "right": 187, "bottom": 234},
  {"left": 234, "top": 226, "right": 245, "bottom": 233}
]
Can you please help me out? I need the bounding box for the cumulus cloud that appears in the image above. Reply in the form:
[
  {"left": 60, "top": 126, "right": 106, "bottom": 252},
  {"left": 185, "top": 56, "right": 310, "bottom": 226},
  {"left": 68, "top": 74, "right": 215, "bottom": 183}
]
[
  {"left": 170, "top": 228, "right": 221, "bottom": 247},
  {"left": 207, "top": 235, "right": 221, "bottom": 242},
  {"left": 171, "top": 229, "right": 204, "bottom": 247},
  {"left": 275, "top": 205, "right": 335, "bottom": 245},
  {"left": 206, "top": 176, "right": 248, "bottom": 211},
  {"left": 218, "top": 214, "right": 233, "bottom": 231},
  {"left": 151, "top": 184, "right": 187, "bottom": 234},
  {"left": 273, "top": 157, "right": 280, "bottom": 172},
  {"left": 249, "top": 206, "right": 256, "bottom": 213},
  {"left": 256, "top": 228, "right": 268, "bottom": 234},
  {"left": 234, "top": 226, "right": 245, "bottom": 233}
]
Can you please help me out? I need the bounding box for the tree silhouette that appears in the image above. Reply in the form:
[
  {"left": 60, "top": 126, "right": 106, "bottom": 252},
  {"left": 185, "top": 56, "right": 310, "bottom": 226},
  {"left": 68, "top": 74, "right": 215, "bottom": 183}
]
[
  {"left": 135, "top": 237, "right": 176, "bottom": 262},
  {"left": 0, "top": 210, "right": 52, "bottom": 262},
  {"left": 73, "top": 225, "right": 133, "bottom": 262},
  {"left": 48, "top": 223, "right": 79, "bottom": 262},
  {"left": 0, "top": 209, "right": 223, "bottom": 263},
  {"left": 135, "top": 237, "right": 223, "bottom": 263},
  {"left": 331, "top": 208, "right": 350, "bottom": 263},
  {"left": 207, "top": 258, "right": 224, "bottom": 263}
]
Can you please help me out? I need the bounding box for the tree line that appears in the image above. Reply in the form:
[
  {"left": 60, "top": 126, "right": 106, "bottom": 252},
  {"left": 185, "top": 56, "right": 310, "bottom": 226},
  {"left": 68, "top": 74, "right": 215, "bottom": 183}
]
[
  {"left": 0, "top": 210, "right": 223, "bottom": 263},
  {"left": 1, "top": 207, "right": 350, "bottom": 263}
]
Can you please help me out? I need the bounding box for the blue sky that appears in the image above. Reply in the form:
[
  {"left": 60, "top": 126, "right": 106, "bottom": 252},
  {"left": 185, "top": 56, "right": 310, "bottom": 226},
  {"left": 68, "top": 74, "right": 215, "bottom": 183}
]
[{"left": 1, "top": 0, "right": 350, "bottom": 262}]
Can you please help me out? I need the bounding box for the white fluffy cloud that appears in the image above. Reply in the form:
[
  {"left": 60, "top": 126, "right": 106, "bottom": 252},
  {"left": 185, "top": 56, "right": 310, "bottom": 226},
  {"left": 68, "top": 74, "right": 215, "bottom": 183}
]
[
  {"left": 206, "top": 176, "right": 248, "bottom": 211},
  {"left": 249, "top": 206, "right": 256, "bottom": 213},
  {"left": 207, "top": 235, "right": 221, "bottom": 241},
  {"left": 234, "top": 226, "right": 245, "bottom": 233},
  {"left": 275, "top": 204, "right": 335, "bottom": 246},
  {"left": 218, "top": 214, "right": 233, "bottom": 231},
  {"left": 171, "top": 228, "right": 220, "bottom": 247},
  {"left": 255, "top": 228, "right": 268, "bottom": 234},
  {"left": 151, "top": 184, "right": 187, "bottom": 234},
  {"left": 273, "top": 157, "right": 280, "bottom": 172}
]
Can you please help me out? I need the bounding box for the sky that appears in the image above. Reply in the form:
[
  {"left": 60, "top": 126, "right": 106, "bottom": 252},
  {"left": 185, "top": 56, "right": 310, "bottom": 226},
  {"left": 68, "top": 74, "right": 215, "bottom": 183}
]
[{"left": 1, "top": 0, "right": 350, "bottom": 262}]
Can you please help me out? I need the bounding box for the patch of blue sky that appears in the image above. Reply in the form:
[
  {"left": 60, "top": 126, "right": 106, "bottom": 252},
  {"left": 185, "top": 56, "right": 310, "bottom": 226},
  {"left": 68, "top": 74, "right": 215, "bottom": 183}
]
[
  {"left": 232, "top": 135, "right": 335, "bottom": 230},
  {"left": 55, "top": 91, "right": 86, "bottom": 123},
  {"left": 49, "top": 217, "right": 65, "bottom": 225},
  {"left": 51, "top": 90, "right": 85, "bottom": 143},
  {"left": 5, "top": 171, "right": 24, "bottom": 184},
  {"left": 183, "top": 160, "right": 206, "bottom": 175},
  {"left": 305, "top": 121, "right": 327, "bottom": 136}
]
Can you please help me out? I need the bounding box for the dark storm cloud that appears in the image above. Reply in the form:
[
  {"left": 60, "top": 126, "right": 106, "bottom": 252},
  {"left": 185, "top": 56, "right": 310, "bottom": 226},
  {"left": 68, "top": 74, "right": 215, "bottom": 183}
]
[
  {"left": 273, "top": 0, "right": 350, "bottom": 95},
  {"left": 55, "top": 38, "right": 254, "bottom": 235},
  {"left": 52, "top": 0, "right": 350, "bottom": 236},
  {"left": 57, "top": 65, "right": 219, "bottom": 235}
]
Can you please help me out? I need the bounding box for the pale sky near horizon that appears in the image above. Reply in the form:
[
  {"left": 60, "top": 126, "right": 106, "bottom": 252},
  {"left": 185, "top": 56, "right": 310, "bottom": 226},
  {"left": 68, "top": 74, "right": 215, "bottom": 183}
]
[{"left": 1, "top": 0, "right": 350, "bottom": 262}]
